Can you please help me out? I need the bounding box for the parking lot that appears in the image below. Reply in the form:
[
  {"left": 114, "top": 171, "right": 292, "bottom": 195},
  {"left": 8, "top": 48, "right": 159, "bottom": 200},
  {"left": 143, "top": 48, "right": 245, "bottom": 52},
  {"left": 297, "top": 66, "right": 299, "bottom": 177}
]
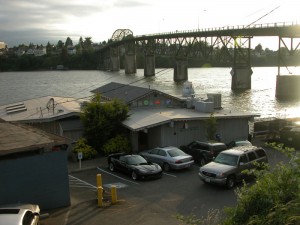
[{"left": 40, "top": 139, "right": 291, "bottom": 225}]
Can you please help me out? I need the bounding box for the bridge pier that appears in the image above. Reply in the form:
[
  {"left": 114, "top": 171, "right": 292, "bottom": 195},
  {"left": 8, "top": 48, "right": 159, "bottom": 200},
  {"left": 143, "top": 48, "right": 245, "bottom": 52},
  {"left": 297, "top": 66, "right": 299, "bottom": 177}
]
[
  {"left": 230, "top": 66, "right": 253, "bottom": 89},
  {"left": 125, "top": 53, "right": 136, "bottom": 74},
  {"left": 174, "top": 58, "right": 188, "bottom": 81},
  {"left": 110, "top": 56, "right": 120, "bottom": 71},
  {"left": 104, "top": 58, "right": 110, "bottom": 71},
  {"left": 110, "top": 47, "right": 120, "bottom": 71},
  {"left": 144, "top": 54, "right": 155, "bottom": 76},
  {"left": 276, "top": 75, "right": 300, "bottom": 100}
]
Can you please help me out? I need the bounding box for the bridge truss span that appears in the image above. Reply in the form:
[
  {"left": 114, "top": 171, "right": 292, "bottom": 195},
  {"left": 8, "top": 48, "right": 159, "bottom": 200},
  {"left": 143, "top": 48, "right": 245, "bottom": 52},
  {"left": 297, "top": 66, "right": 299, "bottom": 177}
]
[{"left": 99, "top": 23, "right": 300, "bottom": 94}]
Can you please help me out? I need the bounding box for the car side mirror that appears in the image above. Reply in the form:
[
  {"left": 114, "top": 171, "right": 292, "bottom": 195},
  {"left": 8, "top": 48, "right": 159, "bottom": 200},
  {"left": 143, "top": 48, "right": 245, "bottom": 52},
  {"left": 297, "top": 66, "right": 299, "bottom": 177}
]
[{"left": 239, "top": 162, "right": 245, "bottom": 166}]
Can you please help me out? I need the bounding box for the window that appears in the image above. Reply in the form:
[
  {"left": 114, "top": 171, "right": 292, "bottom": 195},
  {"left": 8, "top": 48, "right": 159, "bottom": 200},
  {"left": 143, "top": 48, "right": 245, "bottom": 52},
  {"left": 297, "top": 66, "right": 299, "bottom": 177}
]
[
  {"left": 239, "top": 155, "right": 248, "bottom": 164},
  {"left": 199, "top": 144, "right": 209, "bottom": 150},
  {"left": 190, "top": 142, "right": 199, "bottom": 148},
  {"left": 120, "top": 156, "right": 126, "bottom": 163},
  {"left": 158, "top": 150, "right": 167, "bottom": 156},
  {"left": 255, "top": 149, "right": 267, "bottom": 158},
  {"left": 213, "top": 145, "right": 227, "bottom": 152},
  {"left": 247, "top": 152, "right": 257, "bottom": 161},
  {"left": 150, "top": 149, "right": 159, "bottom": 155},
  {"left": 214, "top": 153, "right": 238, "bottom": 166}
]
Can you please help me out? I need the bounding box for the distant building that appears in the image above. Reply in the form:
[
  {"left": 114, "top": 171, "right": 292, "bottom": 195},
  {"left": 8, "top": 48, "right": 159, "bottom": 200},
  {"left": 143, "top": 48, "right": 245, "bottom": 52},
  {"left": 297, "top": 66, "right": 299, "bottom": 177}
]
[
  {"left": 0, "top": 42, "right": 7, "bottom": 49},
  {"left": 34, "top": 47, "right": 47, "bottom": 56},
  {"left": 26, "top": 47, "right": 47, "bottom": 56},
  {"left": 15, "top": 49, "right": 26, "bottom": 56},
  {"left": 67, "top": 45, "right": 77, "bottom": 55},
  {"left": 0, "top": 42, "right": 7, "bottom": 55}
]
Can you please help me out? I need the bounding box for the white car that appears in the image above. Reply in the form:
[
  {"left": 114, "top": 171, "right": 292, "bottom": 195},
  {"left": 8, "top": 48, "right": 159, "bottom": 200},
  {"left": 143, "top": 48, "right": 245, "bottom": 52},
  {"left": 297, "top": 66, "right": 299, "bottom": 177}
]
[
  {"left": 0, "top": 203, "right": 40, "bottom": 225},
  {"left": 140, "top": 146, "right": 194, "bottom": 171}
]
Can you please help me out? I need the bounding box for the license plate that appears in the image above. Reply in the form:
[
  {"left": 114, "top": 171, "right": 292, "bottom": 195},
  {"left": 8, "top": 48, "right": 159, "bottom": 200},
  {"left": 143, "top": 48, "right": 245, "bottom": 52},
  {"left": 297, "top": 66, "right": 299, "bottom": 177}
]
[{"left": 205, "top": 178, "right": 210, "bottom": 183}]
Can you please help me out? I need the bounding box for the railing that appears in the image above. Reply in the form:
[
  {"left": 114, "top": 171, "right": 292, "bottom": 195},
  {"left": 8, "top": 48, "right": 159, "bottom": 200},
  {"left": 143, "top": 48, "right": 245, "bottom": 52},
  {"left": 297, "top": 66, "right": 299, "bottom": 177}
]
[{"left": 135, "top": 21, "right": 299, "bottom": 38}]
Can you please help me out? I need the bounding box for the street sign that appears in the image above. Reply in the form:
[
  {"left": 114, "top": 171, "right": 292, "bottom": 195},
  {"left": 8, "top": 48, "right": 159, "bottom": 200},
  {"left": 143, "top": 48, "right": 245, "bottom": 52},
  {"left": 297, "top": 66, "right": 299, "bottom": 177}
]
[{"left": 78, "top": 152, "right": 83, "bottom": 160}]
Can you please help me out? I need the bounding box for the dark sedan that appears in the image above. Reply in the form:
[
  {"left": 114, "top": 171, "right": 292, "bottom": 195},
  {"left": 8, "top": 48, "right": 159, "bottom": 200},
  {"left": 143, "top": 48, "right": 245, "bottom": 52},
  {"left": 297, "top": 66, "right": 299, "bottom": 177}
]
[{"left": 107, "top": 153, "right": 163, "bottom": 180}]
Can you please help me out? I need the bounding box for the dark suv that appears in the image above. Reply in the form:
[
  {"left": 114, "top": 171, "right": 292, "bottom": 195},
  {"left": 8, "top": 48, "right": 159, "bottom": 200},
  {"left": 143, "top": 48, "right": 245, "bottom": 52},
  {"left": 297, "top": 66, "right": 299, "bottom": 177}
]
[
  {"left": 198, "top": 146, "right": 268, "bottom": 189},
  {"left": 180, "top": 141, "right": 227, "bottom": 166}
]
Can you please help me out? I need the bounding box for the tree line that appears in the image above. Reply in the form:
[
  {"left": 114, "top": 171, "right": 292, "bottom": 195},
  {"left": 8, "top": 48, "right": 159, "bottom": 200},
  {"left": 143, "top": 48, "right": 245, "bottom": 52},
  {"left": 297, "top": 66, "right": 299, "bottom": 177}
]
[{"left": 0, "top": 36, "right": 299, "bottom": 72}]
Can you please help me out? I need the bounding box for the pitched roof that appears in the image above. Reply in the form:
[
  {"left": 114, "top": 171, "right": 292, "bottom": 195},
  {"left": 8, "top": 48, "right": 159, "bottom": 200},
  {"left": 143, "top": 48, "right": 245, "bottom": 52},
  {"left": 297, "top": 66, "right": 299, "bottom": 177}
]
[
  {"left": 91, "top": 82, "right": 183, "bottom": 104},
  {"left": 0, "top": 122, "right": 67, "bottom": 155},
  {"left": 122, "top": 108, "right": 259, "bottom": 131}
]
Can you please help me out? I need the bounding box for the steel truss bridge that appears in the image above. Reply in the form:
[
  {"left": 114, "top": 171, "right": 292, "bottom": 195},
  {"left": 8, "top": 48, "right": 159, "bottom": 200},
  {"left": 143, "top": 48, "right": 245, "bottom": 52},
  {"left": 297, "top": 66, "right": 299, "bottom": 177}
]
[
  {"left": 100, "top": 22, "right": 300, "bottom": 66},
  {"left": 98, "top": 22, "right": 300, "bottom": 98}
]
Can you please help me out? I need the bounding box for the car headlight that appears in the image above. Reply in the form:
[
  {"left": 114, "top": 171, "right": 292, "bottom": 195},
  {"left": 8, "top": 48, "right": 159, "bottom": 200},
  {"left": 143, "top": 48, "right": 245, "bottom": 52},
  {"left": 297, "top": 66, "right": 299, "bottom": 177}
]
[{"left": 216, "top": 172, "right": 225, "bottom": 177}]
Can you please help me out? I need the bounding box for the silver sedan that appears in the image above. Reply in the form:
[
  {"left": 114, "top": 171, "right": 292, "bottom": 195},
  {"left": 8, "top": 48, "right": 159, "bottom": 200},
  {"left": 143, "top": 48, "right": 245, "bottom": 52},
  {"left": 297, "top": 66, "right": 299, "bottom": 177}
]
[{"left": 140, "top": 146, "right": 194, "bottom": 171}]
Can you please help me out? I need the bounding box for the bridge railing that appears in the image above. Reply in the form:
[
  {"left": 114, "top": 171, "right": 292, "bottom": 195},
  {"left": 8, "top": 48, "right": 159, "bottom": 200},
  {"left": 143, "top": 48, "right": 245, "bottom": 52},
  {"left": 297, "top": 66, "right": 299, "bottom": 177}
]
[{"left": 135, "top": 21, "right": 299, "bottom": 38}]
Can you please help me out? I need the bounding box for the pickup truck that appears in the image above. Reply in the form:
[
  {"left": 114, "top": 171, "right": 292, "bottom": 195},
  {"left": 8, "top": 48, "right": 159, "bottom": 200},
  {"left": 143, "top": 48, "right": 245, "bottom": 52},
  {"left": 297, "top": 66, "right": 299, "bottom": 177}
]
[{"left": 107, "top": 153, "right": 163, "bottom": 180}]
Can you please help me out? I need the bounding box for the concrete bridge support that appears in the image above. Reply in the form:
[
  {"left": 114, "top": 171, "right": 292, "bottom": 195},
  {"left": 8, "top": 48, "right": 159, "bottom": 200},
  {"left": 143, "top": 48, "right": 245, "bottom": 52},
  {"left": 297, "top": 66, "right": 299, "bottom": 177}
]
[
  {"left": 110, "top": 56, "right": 120, "bottom": 71},
  {"left": 110, "top": 47, "right": 120, "bottom": 71},
  {"left": 174, "top": 58, "right": 188, "bottom": 81},
  {"left": 104, "top": 58, "right": 110, "bottom": 71},
  {"left": 276, "top": 75, "right": 300, "bottom": 100},
  {"left": 125, "top": 53, "right": 137, "bottom": 74},
  {"left": 144, "top": 54, "right": 155, "bottom": 76},
  {"left": 230, "top": 67, "right": 253, "bottom": 89}
]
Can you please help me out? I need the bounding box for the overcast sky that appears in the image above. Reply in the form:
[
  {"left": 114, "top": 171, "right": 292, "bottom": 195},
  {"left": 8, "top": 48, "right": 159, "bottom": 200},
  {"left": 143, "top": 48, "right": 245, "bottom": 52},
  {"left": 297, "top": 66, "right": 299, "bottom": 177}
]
[{"left": 0, "top": 0, "right": 299, "bottom": 49}]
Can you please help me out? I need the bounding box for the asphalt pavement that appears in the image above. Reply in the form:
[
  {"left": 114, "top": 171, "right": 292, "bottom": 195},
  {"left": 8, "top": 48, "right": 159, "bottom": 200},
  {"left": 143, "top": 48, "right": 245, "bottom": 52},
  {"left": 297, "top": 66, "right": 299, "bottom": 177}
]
[{"left": 39, "top": 136, "right": 289, "bottom": 225}]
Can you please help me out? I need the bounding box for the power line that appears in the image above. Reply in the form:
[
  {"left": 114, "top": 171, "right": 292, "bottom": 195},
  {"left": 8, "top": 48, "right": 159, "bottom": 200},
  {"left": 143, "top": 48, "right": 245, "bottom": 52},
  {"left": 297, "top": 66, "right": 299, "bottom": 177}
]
[{"left": 21, "top": 68, "right": 173, "bottom": 120}]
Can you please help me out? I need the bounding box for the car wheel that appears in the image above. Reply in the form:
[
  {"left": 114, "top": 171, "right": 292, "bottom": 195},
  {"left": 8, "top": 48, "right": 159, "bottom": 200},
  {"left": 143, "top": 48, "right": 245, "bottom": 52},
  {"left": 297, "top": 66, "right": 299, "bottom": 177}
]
[
  {"left": 199, "top": 158, "right": 206, "bottom": 166},
  {"left": 109, "top": 162, "right": 115, "bottom": 172},
  {"left": 226, "top": 175, "right": 235, "bottom": 189},
  {"left": 163, "top": 163, "right": 171, "bottom": 172},
  {"left": 131, "top": 171, "right": 138, "bottom": 180}
]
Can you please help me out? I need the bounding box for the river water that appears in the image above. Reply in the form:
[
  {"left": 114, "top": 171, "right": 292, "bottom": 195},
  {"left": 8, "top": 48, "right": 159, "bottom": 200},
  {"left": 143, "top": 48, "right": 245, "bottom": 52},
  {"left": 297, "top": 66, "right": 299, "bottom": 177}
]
[{"left": 0, "top": 67, "right": 300, "bottom": 120}]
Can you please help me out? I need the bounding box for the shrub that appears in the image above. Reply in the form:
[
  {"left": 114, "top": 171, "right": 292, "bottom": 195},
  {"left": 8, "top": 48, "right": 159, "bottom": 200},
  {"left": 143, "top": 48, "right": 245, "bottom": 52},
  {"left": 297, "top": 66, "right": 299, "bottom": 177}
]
[
  {"left": 72, "top": 138, "right": 98, "bottom": 160},
  {"left": 223, "top": 143, "right": 300, "bottom": 225},
  {"left": 102, "top": 135, "right": 131, "bottom": 155}
]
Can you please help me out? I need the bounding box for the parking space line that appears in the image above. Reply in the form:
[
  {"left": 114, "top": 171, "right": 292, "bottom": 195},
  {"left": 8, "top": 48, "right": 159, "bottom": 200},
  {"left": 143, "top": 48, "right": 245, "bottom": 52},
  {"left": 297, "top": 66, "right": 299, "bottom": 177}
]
[
  {"left": 69, "top": 175, "right": 97, "bottom": 189},
  {"left": 97, "top": 167, "right": 139, "bottom": 185},
  {"left": 163, "top": 172, "right": 177, "bottom": 178}
]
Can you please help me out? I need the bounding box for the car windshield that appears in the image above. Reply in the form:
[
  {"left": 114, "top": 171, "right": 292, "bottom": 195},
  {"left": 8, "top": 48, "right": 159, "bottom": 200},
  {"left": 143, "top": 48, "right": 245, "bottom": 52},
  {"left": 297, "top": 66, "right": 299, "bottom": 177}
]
[
  {"left": 127, "top": 155, "right": 148, "bottom": 165},
  {"left": 168, "top": 148, "right": 186, "bottom": 157},
  {"left": 214, "top": 153, "right": 238, "bottom": 166}
]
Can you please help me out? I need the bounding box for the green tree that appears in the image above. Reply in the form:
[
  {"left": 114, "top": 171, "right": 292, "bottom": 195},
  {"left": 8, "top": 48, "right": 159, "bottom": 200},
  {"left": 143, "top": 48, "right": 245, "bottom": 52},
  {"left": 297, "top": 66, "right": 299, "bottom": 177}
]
[
  {"left": 254, "top": 43, "right": 263, "bottom": 55},
  {"left": 83, "top": 37, "right": 93, "bottom": 52},
  {"left": 102, "top": 134, "right": 131, "bottom": 155},
  {"left": 46, "top": 42, "right": 53, "bottom": 55},
  {"left": 65, "top": 37, "right": 73, "bottom": 47},
  {"left": 205, "top": 113, "right": 217, "bottom": 140},
  {"left": 72, "top": 138, "right": 97, "bottom": 159},
  {"left": 80, "top": 94, "right": 129, "bottom": 152},
  {"left": 76, "top": 37, "right": 84, "bottom": 54},
  {"left": 56, "top": 40, "right": 64, "bottom": 49}
]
